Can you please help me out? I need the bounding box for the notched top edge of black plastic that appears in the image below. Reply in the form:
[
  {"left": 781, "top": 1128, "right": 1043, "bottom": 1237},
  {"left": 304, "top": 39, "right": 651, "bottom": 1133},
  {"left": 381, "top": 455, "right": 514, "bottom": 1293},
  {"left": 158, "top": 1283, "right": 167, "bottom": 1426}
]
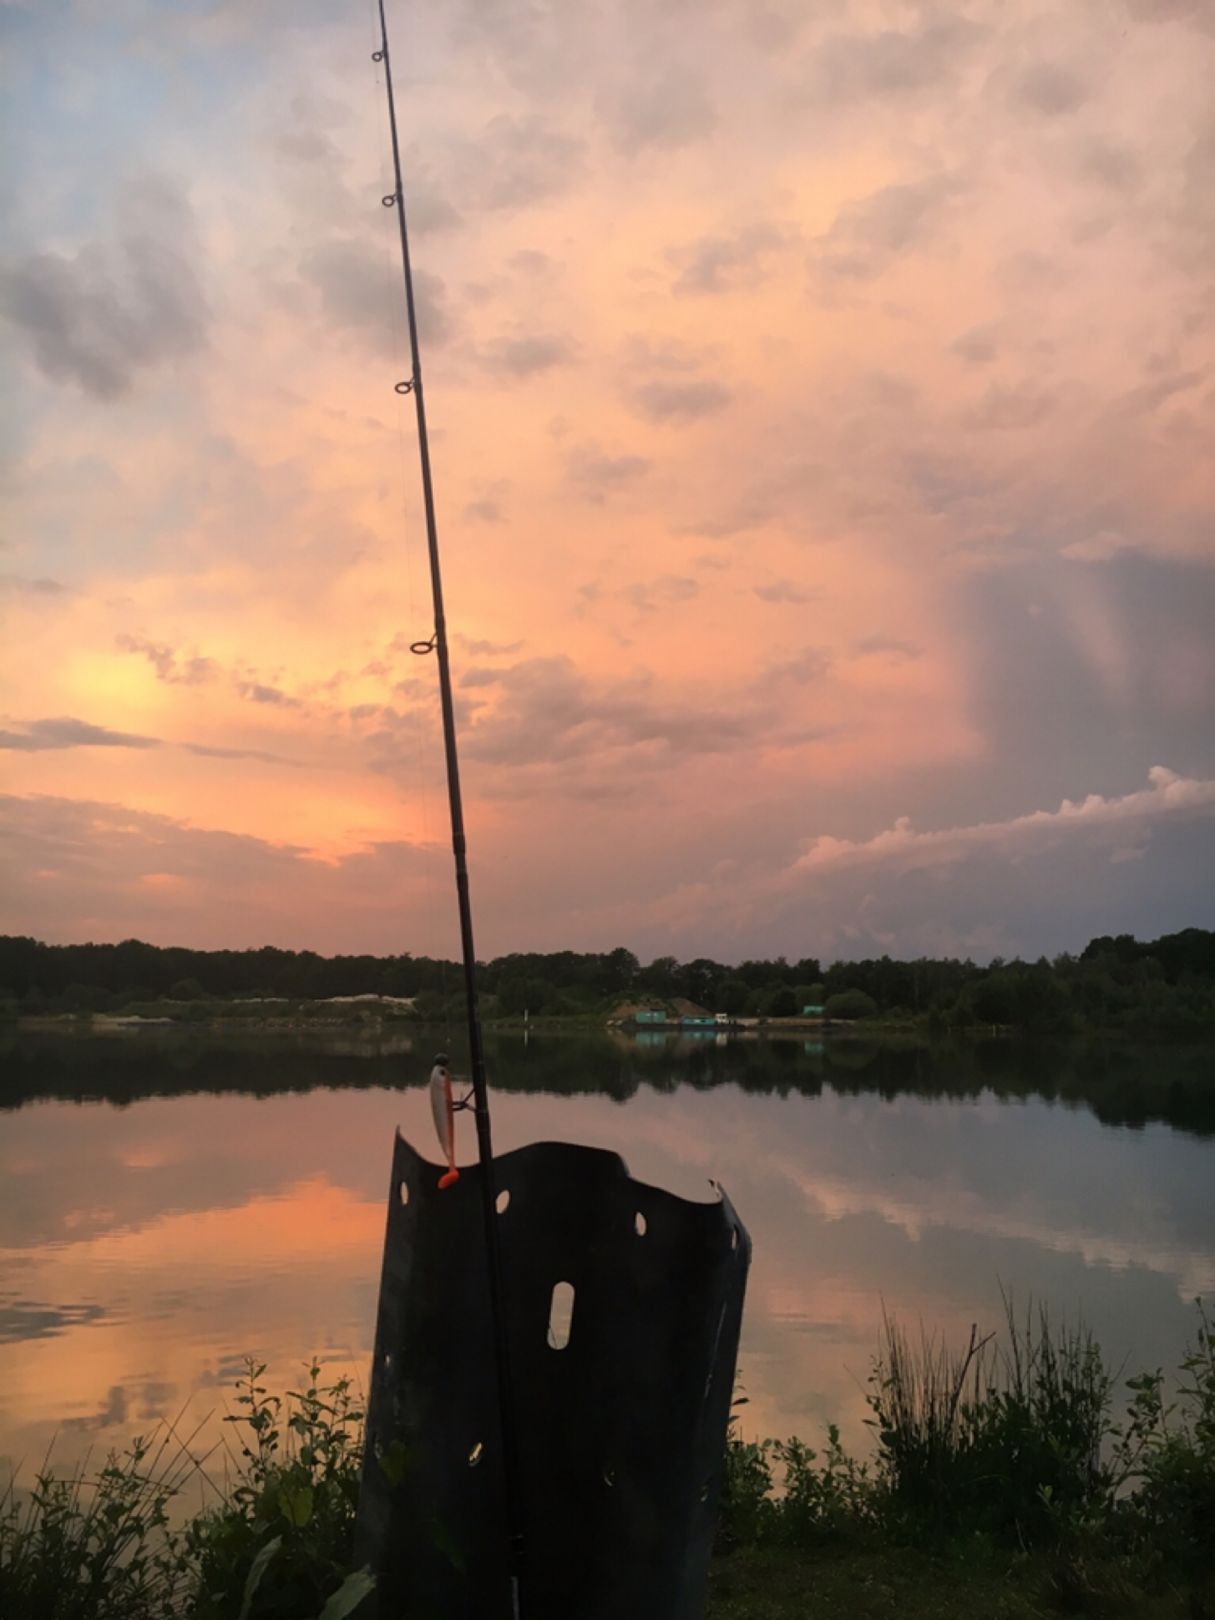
[{"left": 392, "top": 1129, "right": 747, "bottom": 1242}]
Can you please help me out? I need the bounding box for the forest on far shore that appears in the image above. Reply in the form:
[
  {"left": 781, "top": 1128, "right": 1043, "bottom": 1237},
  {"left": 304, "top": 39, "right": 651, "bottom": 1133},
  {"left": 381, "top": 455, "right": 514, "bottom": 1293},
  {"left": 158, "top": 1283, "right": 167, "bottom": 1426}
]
[{"left": 2, "top": 927, "right": 1213, "bottom": 1034}]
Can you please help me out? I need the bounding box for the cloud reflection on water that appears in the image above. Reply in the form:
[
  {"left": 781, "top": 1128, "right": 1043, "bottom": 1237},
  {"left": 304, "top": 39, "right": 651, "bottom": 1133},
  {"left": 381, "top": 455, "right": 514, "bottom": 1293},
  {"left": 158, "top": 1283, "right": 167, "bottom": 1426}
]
[{"left": 0, "top": 1032, "right": 1212, "bottom": 1480}]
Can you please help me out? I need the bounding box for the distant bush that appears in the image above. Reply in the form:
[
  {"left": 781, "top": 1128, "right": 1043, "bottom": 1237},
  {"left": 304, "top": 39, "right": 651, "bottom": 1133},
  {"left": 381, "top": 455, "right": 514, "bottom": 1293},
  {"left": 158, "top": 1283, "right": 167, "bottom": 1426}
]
[
  {"left": 168, "top": 978, "right": 208, "bottom": 1002},
  {"left": 824, "top": 989, "right": 878, "bottom": 1021}
]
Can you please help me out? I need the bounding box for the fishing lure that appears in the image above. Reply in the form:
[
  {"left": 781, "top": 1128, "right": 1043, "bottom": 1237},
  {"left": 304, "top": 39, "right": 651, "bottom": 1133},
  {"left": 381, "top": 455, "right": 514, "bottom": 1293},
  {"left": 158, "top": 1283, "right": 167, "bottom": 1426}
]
[{"left": 428, "top": 1053, "right": 460, "bottom": 1189}]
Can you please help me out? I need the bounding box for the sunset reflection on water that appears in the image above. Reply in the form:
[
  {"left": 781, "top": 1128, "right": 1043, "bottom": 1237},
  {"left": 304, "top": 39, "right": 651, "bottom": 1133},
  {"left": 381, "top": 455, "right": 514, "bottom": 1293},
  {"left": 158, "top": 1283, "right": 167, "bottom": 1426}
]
[{"left": 2, "top": 1031, "right": 1213, "bottom": 1487}]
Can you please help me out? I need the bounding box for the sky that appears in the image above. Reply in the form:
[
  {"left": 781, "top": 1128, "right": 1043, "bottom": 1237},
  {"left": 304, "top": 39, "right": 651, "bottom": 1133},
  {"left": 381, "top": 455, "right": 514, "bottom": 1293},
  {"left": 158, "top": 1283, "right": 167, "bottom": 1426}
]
[{"left": 1, "top": 0, "right": 1213, "bottom": 966}]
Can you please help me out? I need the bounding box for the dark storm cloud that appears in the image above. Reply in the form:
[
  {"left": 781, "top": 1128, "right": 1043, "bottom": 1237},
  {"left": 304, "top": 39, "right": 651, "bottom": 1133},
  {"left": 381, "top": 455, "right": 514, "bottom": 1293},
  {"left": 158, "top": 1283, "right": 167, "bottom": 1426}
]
[
  {"left": 599, "top": 68, "right": 717, "bottom": 153},
  {"left": 481, "top": 332, "right": 575, "bottom": 376},
  {"left": 0, "top": 717, "right": 161, "bottom": 752},
  {"left": 670, "top": 223, "right": 792, "bottom": 295},
  {"left": 957, "top": 554, "right": 1215, "bottom": 830},
  {"left": 0, "top": 177, "right": 207, "bottom": 399},
  {"left": 798, "top": 12, "right": 984, "bottom": 103},
  {"left": 811, "top": 174, "right": 959, "bottom": 280}
]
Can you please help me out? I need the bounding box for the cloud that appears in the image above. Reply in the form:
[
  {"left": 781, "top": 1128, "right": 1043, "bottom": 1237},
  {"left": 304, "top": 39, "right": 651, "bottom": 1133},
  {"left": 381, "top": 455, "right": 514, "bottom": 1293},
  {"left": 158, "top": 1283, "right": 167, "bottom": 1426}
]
[
  {"left": 1079, "top": 140, "right": 1142, "bottom": 193},
  {"left": 117, "top": 633, "right": 219, "bottom": 685},
  {"left": 566, "top": 443, "right": 652, "bottom": 500},
  {"left": 301, "top": 239, "right": 452, "bottom": 349},
  {"left": 670, "top": 223, "right": 792, "bottom": 295},
  {"left": 627, "top": 376, "right": 732, "bottom": 422},
  {"left": 800, "top": 13, "right": 984, "bottom": 103},
  {"left": 1010, "top": 61, "right": 1089, "bottom": 116},
  {"left": 967, "top": 381, "right": 1057, "bottom": 431},
  {"left": 0, "top": 574, "right": 72, "bottom": 596},
  {"left": 758, "top": 647, "right": 832, "bottom": 687},
  {"left": 792, "top": 767, "right": 1215, "bottom": 878},
  {"left": 599, "top": 68, "right": 716, "bottom": 153},
  {"left": 754, "top": 579, "right": 812, "bottom": 605},
  {"left": 1061, "top": 530, "right": 1138, "bottom": 564},
  {"left": 460, "top": 655, "right": 753, "bottom": 769},
  {"left": 455, "top": 633, "right": 524, "bottom": 656},
  {"left": 0, "top": 717, "right": 161, "bottom": 752},
  {"left": 182, "top": 743, "right": 300, "bottom": 766},
  {"left": 481, "top": 332, "right": 575, "bottom": 376},
  {"left": 951, "top": 325, "right": 998, "bottom": 365},
  {"left": 0, "top": 176, "right": 206, "bottom": 398},
  {"left": 0, "top": 715, "right": 299, "bottom": 767},
  {"left": 811, "top": 174, "right": 959, "bottom": 280},
  {"left": 452, "top": 115, "right": 585, "bottom": 211},
  {"left": 236, "top": 681, "right": 301, "bottom": 708},
  {"left": 622, "top": 576, "right": 699, "bottom": 614}
]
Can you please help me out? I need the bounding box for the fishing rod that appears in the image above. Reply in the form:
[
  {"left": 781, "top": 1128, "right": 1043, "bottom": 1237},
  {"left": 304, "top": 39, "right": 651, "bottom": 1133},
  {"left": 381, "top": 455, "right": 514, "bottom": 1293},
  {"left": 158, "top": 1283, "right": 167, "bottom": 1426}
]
[{"left": 372, "top": 2, "right": 527, "bottom": 1613}]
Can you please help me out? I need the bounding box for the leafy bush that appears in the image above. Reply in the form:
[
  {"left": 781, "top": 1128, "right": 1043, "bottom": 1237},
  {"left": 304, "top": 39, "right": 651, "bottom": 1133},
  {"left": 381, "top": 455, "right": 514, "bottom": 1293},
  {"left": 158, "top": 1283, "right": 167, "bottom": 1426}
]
[
  {"left": 0, "top": 1431, "right": 193, "bottom": 1619},
  {"left": 183, "top": 1360, "right": 368, "bottom": 1620},
  {"left": 0, "top": 1365, "right": 373, "bottom": 1620},
  {"left": 823, "top": 989, "right": 878, "bottom": 1021}
]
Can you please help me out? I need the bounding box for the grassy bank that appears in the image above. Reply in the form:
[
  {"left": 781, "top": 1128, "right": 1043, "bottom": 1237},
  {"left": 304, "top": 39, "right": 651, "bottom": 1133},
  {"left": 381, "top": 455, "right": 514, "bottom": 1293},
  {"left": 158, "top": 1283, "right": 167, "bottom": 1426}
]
[{"left": 3, "top": 1306, "right": 1212, "bottom": 1617}]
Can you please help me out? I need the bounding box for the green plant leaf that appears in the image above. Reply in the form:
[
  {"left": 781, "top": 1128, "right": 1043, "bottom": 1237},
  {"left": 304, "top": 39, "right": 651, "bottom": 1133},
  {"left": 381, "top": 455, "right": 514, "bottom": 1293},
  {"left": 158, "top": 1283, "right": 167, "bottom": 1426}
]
[
  {"left": 277, "top": 1481, "right": 314, "bottom": 1528},
  {"left": 315, "top": 1567, "right": 376, "bottom": 1620},
  {"left": 238, "top": 1534, "right": 282, "bottom": 1620}
]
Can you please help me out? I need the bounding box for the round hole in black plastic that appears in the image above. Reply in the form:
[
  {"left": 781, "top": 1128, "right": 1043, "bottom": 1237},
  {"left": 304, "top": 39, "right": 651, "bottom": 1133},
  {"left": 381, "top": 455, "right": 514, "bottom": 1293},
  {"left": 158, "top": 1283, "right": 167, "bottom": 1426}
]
[{"left": 496, "top": 1188, "right": 511, "bottom": 1214}]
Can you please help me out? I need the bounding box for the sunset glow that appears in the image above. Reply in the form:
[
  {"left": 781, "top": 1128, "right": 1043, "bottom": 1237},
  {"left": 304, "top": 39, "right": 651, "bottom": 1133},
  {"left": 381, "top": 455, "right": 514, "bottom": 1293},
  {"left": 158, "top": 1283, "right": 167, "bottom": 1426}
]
[{"left": 3, "top": 0, "right": 1212, "bottom": 961}]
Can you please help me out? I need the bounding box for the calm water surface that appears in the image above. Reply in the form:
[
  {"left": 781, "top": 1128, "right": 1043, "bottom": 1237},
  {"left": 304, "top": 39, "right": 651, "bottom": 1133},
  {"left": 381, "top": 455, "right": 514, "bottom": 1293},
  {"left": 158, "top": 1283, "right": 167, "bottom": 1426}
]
[{"left": 2, "top": 1029, "right": 1213, "bottom": 1481}]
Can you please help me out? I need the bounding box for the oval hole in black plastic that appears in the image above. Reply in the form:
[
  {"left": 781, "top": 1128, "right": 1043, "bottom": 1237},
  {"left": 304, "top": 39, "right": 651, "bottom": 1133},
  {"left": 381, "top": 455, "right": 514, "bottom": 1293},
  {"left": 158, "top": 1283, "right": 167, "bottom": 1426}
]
[
  {"left": 547, "top": 1281, "right": 575, "bottom": 1350},
  {"left": 496, "top": 1188, "right": 511, "bottom": 1214},
  {"left": 634, "top": 1211, "right": 647, "bottom": 1237},
  {"left": 399, "top": 1180, "right": 409, "bottom": 1206},
  {"left": 468, "top": 1440, "right": 484, "bottom": 1468}
]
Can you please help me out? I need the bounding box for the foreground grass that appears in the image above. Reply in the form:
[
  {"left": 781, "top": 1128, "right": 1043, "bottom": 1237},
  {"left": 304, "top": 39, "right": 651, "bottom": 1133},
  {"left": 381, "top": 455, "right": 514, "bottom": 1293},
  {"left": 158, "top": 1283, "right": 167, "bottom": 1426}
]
[
  {"left": 3, "top": 1303, "right": 1212, "bottom": 1618},
  {"left": 706, "top": 1543, "right": 1209, "bottom": 1620}
]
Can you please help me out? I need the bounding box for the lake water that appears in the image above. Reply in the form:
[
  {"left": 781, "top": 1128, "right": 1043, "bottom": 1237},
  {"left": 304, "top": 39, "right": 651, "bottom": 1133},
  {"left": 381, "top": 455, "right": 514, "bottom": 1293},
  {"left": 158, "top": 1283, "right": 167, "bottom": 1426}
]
[{"left": 2, "top": 1028, "right": 1213, "bottom": 1486}]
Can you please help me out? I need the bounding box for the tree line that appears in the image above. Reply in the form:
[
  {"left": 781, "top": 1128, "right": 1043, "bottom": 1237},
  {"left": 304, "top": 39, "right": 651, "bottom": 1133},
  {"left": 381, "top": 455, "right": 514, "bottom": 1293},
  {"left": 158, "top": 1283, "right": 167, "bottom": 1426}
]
[{"left": 1, "top": 927, "right": 1213, "bottom": 1032}]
